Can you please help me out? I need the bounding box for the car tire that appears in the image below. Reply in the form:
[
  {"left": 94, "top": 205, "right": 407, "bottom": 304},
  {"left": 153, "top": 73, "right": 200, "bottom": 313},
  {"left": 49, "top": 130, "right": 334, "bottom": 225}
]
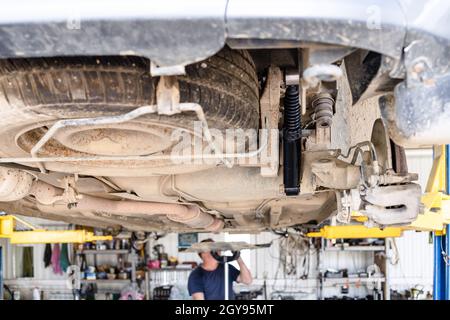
[{"left": 0, "top": 46, "right": 259, "bottom": 175}]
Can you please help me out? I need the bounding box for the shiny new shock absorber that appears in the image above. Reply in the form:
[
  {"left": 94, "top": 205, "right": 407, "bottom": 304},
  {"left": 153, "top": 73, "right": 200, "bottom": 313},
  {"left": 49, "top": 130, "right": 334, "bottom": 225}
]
[{"left": 283, "top": 85, "right": 301, "bottom": 196}]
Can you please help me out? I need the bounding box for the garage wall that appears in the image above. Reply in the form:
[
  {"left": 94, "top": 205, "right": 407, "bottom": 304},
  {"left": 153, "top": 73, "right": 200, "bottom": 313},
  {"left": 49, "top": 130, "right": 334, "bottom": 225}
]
[
  {"left": 404, "top": 148, "right": 434, "bottom": 193},
  {"left": 2, "top": 217, "right": 70, "bottom": 280},
  {"left": 246, "top": 232, "right": 377, "bottom": 299},
  {"left": 388, "top": 231, "right": 433, "bottom": 293},
  {"left": 2, "top": 217, "right": 74, "bottom": 299},
  {"left": 387, "top": 148, "right": 434, "bottom": 294}
]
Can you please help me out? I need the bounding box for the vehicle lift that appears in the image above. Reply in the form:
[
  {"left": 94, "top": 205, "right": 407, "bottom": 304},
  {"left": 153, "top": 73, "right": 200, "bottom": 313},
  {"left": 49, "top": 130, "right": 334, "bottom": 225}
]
[
  {"left": 431, "top": 145, "right": 450, "bottom": 300},
  {"left": 0, "top": 214, "right": 112, "bottom": 298},
  {"left": 0, "top": 214, "right": 112, "bottom": 244},
  {"left": 307, "top": 145, "right": 450, "bottom": 300}
]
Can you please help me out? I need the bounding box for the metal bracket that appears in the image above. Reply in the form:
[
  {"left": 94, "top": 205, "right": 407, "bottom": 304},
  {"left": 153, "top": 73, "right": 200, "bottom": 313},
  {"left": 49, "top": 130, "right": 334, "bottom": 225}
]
[
  {"left": 156, "top": 76, "right": 181, "bottom": 115},
  {"left": 62, "top": 175, "right": 81, "bottom": 207},
  {"left": 150, "top": 61, "right": 186, "bottom": 77},
  {"left": 269, "top": 203, "right": 282, "bottom": 228},
  {"left": 335, "top": 190, "right": 352, "bottom": 224},
  {"left": 259, "top": 66, "right": 281, "bottom": 177}
]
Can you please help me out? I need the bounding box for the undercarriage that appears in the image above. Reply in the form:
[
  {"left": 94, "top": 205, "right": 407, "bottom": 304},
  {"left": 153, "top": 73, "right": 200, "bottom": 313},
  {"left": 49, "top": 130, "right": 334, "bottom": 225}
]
[
  {"left": 2, "top": 0, "right": 449, "bottom": 233},
  {"left": 0, "top": 45, "right": 422, "bottom": 234}
]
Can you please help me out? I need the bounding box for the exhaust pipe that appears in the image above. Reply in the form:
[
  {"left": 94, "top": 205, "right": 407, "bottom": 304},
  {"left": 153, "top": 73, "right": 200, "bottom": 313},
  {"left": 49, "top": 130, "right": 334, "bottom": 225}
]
[
  {"left": 0, "top": 168, "right": 224, "bottom": 231},
  {"left": 71, "top": 194, "right": 224, "bottom": 232},
  {"left": 0, "top": 167, "right": 34, "bottom": 201}
]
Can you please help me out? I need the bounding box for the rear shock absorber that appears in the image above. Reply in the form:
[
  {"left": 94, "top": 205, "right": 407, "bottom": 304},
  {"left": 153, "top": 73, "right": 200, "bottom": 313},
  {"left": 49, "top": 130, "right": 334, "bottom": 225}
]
[{"left": 283, "top": 85, "right": 301, "bottom": 196}]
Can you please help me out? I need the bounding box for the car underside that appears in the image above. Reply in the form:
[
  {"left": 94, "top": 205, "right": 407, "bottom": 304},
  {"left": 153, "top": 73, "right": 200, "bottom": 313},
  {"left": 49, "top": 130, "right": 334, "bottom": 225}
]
[{"left": 0, "top": 0, "right": 449, "bottom": 234}]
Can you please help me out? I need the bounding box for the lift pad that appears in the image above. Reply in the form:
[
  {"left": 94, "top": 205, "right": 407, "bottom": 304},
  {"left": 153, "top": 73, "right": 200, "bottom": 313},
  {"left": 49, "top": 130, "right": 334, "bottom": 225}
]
[{"left": 0, "top": 215, "right": 112, "bottom": 244}]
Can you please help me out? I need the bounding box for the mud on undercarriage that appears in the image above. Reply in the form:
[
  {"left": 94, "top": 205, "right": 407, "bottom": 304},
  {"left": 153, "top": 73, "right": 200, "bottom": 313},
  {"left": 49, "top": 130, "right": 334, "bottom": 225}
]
[{"left": 0, "top": 47, "right": 421, "bottom": 234}]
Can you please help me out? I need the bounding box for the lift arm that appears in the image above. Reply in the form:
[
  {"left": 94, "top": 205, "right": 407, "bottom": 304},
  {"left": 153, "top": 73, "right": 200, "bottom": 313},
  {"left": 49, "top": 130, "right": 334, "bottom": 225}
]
[
  {"left": 307, "top": 145, "right": 450, "bottom": 239},
  {"left": 0, "top": 215, "right": 112, "bottom": 244},
  {"left": 307, "top": 225, "right": 402, "bottom": 239}
]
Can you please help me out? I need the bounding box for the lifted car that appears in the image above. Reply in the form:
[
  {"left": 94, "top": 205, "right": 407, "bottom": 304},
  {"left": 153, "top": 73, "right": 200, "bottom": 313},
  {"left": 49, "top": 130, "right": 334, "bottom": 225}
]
[{"left": 0, "top": 0, "right": 448, "bottom": 234}]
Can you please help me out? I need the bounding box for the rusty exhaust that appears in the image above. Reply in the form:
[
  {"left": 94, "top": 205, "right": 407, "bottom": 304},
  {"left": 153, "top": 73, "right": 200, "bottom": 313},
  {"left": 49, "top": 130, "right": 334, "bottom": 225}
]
[
  {"left": 28, "top": 180, "right": 223, "bottom": 232},
  {"left": 72, "top": 194, "right": 223, "bottom": 232}
]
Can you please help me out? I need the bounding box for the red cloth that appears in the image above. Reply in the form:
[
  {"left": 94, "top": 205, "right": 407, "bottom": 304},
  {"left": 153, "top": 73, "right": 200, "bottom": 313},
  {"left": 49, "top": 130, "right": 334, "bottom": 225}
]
[{"left": 51, "top": 243, "right": 63, "bottom": 275}]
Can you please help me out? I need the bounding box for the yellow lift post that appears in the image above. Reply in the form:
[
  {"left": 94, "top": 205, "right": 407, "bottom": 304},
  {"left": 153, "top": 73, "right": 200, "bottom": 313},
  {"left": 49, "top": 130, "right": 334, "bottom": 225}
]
[
  {"left": 307, "top": 145, "right": 450, "bottom": 239},
  {"left": 0, "top": 215, "right": 112, "bottom": 244},
  {"left": 405, "top": 145, "right": 450, "bottom": 234}
]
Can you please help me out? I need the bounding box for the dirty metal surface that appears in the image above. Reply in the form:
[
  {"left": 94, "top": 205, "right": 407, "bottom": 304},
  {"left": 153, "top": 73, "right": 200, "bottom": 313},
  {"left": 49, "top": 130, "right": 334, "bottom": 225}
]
[
  {"left": 227, "top": 0, "right": 406, "bottom": 59},
  {"left": 0, "top": 0, "right": 449, "bottom": 87},
  {"left": 259, "top": 66, "right": 281, "bottom": 177},
  {"left": 380, "top": 73, "right": 450, "bottom": 147},
  {"left": 185, "top": 241, "right": 267, "bottom": 253},
  {"left": 0, "top": 0, "right": 227, "bottom": 68}
]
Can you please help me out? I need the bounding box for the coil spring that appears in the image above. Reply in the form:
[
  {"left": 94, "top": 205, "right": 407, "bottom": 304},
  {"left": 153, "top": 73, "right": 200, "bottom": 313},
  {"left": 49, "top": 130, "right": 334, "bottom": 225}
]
[
  {"left": 284, "top": 85, "right": 301, "bottom": 141},
  {"left": 312, "top": 93, "right": 334, "bottom": 128}
]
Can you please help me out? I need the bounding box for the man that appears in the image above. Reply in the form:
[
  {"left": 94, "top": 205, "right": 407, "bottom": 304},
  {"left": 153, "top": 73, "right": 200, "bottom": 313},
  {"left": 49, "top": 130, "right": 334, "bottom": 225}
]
[{"left": 188, "top": 239, "right": 253, "bottom": 300}]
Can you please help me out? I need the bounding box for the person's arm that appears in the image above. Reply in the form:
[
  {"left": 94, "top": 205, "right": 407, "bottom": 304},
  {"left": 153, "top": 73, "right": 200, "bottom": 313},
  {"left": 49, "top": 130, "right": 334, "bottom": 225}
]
[
  {"left": 192, "top": 292, "right": 205, "bottom": 300},
  {"left": 236, "top": 257, "right": 253, "bottom": 285}
]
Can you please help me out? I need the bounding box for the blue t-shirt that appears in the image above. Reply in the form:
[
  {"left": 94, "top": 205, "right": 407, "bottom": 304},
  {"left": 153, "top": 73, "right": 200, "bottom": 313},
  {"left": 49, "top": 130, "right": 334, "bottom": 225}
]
[{"left": 188, "top": 264, "right": 240, "bottom": 300}]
